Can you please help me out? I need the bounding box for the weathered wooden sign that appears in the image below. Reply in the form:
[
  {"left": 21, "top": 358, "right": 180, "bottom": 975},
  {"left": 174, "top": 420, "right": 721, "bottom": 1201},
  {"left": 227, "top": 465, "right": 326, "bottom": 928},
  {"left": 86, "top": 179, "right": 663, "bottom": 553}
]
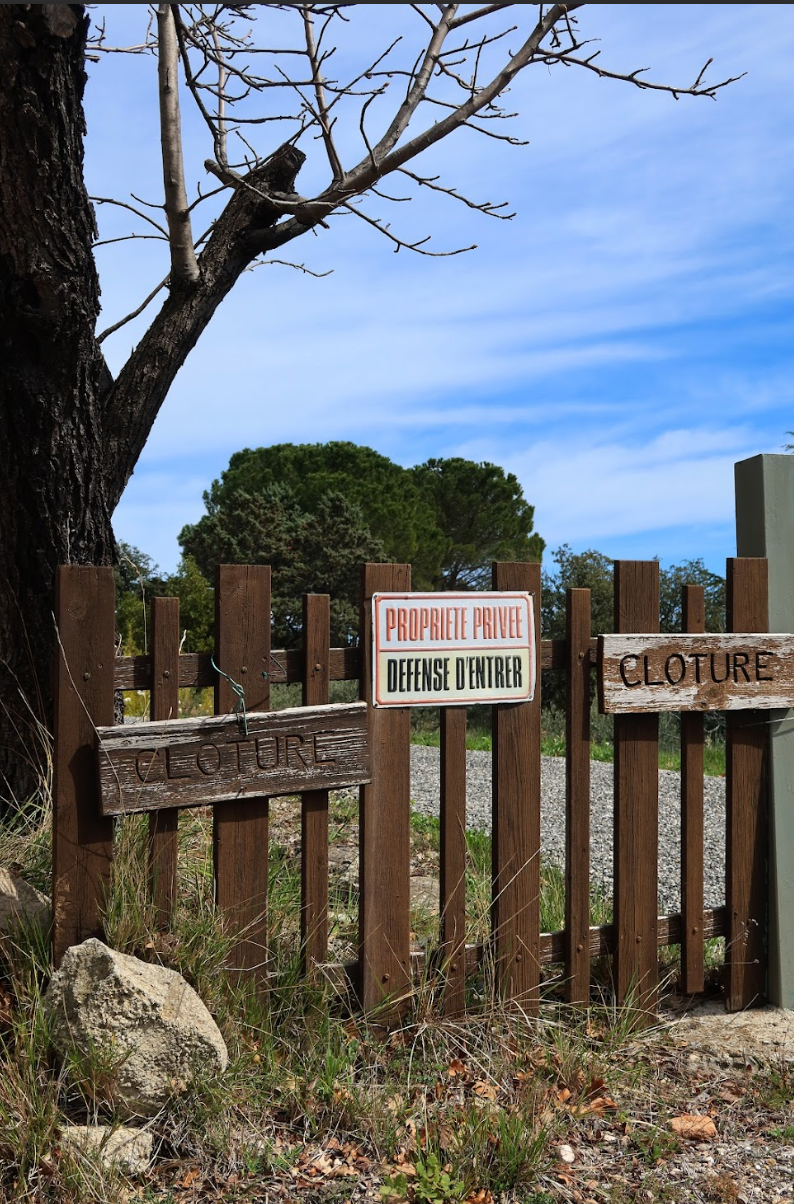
[
  {"left": 372, "top": 591, "right": 536, "bottom": 707},
  {"left": 96, "top": 702, "right": 370, "bottom": 816},
  {"left": 598, "top": 633, "right": 794, "bottom": 713}
]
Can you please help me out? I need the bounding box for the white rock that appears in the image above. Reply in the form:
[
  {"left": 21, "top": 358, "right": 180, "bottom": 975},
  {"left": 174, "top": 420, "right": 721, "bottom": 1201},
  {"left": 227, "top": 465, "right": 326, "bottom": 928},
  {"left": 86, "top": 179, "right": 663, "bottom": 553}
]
[
  {"left": 0, "top": 867, "right": 50, "bottom": 934},
  {"left": 61, "top": 1124, "right": 153, "bottom": 1174},
  {"left": 45, "top": 938, "right": 228, "bottom": 1117},
  {"left": 558, "top": 1142, "right": 576, "bottom": 1164}
]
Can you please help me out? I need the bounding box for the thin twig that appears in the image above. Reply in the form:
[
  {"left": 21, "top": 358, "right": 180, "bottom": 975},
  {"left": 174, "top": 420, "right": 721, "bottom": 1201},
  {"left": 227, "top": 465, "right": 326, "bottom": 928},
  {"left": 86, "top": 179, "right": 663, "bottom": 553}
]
[
  {"left": 342, "top": 202, "right": 476, "bottom": 256},
  {"left": 97, "top": 275, "right": 170, "bottom": 344},
  {"left": 90, "top": 196, "right": 168, "bottom": 237}
]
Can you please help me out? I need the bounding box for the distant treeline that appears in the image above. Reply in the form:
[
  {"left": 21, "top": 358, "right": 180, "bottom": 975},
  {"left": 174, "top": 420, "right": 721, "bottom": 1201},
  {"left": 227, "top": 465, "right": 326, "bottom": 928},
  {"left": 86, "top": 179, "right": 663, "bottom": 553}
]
[{"left": 116, "top": 444, "right": 726, "bottom": 693}]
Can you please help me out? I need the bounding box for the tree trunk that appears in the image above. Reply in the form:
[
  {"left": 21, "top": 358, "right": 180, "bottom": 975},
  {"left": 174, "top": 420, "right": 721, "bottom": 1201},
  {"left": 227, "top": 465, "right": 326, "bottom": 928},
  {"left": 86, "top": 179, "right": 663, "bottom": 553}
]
[
  {"left": 0, "top": 7, "right": 307, "bottom": 808},
  {"left": 0, "top": 6, "right": 113, "bottom": 807}
]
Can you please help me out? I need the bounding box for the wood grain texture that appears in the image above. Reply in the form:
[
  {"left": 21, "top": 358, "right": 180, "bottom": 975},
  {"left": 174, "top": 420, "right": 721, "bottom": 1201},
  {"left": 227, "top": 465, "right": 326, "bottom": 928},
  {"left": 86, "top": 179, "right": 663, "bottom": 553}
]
[
  {"left": 213, "top": 565, "right": 271, "bottom": 978},
  {"left": 53, "top": 567, "right": 115, "bottom": 965},
  {"left": 492, "top": 561, "right": 541, "bottom": 1012},
  {"left": 565, "top": 588, "right": 591, "bottom": 1003},
  {"left": 149, "top": 596, "right": 180, "bottom": 928},
  {"left": 301, "top": 594, "right": 330, "bottom": 973},
  {"left": 97, "top": 703, "right": 369, "bottom": 814},
  {"left": 114, "top": 647, "right": 362, "bottom": 690},
  {"left": 440, "top": 706, "right": 467, "bottom": 1016},
  {"left": 725, "top": 558, "right": 769, "bottom": 1011},
  {"left": 613, "top": 561, "right": 659, "bottom": 1015},
  {"left": 681, "top": 585, "right": 705, "bottom": 995},
  {"left": 359, "top": 562, "right": 411, "bottom": 1013},
  {"left": 599, "top": 633, "right": 794, "bottom": 713}
]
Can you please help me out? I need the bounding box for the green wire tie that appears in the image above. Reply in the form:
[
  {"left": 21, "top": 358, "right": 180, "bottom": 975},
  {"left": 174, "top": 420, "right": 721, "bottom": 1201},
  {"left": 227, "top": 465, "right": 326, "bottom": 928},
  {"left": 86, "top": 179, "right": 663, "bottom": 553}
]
[{"left": 210, "top": 656, "right": 248, "bottom": 737}]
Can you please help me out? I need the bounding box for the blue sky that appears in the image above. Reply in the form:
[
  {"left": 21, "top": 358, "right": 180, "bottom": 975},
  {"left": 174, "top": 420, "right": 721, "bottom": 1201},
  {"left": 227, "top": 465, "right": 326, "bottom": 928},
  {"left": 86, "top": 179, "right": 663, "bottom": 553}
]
[{"left": 86, "top": 4, "right": 794, "bottom": 577}]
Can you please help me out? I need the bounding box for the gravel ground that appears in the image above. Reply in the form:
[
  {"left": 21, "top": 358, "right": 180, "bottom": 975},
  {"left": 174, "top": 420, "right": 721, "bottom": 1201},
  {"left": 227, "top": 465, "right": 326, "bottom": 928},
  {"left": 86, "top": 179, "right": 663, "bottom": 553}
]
[{"left": 410, "top": 746, "right": 726, "bottom": 915}]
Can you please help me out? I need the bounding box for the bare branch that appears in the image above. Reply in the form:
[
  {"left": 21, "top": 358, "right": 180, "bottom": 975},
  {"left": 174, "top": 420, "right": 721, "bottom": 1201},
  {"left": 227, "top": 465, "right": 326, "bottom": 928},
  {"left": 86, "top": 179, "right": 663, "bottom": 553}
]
[
  {"left": 302, "top": 3, "right": 345, "bottom": 182},
  {"left": 97, "top": 275, "right": 170, "bottom": 344},
  {"left": 449, "top": 3, "right": 515, "bottom": 30},
  {"left": 157, "top": 4, "right": 200, "bottom": 284},
  {"left": 94, "top": 233, "right": 169, "bottom": 248},
  {"left": 173, "top": 7, "right": 224, "bottom": 160},
  {"left": 346, "top": 4, "right": 579, "bottom": 191},
  {"left": 341, "top": 202, "right": 476, "bottom": 256},
  {"left": 211, "top": 23, "right": 229, "bottom": 167},
  {"left": 371, "top": 5, "right": 460, "bottom": 165},
  {"left": 90, "top": 196, "right": 168, "bottom": 237},
  {"left": 533, "top": 47, "right": 746, "bottom": 99},
  {"left": 248, "top": 257, "right": 333, "bottom": 278},
  {"left": 398, "top": 168, "right": 514, "bottom": 218}
]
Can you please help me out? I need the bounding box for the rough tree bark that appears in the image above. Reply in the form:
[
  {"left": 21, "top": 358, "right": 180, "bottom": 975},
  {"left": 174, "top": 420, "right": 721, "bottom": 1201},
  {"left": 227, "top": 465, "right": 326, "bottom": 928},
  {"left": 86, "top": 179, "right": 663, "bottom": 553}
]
[{"left": 0, "top": 6, "right": 112, "bottom": 804}]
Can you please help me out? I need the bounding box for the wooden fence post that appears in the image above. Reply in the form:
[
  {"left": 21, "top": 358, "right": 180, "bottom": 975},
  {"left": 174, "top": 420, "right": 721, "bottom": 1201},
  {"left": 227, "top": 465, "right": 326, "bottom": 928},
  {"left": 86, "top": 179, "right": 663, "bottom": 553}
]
[
  {"left": 213, "top": 564, "right": 271, "bottom": 981},
  {"left": 359, "top": 562, "right": 411, "bottom": 1013},
  {"left": 565, "top": 587, "right": 591, "bottom": 1004},
  {"left": 725, "top": 556, "right": 768, "bottom": 1010},
  {"left": 53, "top": 566, "right": 116, "bottom": 965},
  {"left": 149, "top": 595, "right": 180, "bottom": 927},
  {"left": 613, "top": 560, "right": 659, "bottom": 1015},
  {"left": 301, "top": 593, "right": 330, "bottom": 973},
  {"left": 735, "top": 453, "right": 794, "bottom": 1008},
  {"left": 440, "top": 706, "right": 467, "bottom": 1016},
  {"left": 492, "top": 560, "right": 541, "bottom": 1012},
  {"left": 681, "top": 585, "right": 705, "bottom": 995}
]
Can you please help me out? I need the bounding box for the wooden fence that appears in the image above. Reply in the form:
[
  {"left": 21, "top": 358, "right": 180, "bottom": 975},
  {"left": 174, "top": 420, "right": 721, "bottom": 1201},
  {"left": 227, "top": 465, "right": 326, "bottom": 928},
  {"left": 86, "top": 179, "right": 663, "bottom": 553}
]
[{"left": 52, "top": 558, "right": 769, "bottom": 1016}]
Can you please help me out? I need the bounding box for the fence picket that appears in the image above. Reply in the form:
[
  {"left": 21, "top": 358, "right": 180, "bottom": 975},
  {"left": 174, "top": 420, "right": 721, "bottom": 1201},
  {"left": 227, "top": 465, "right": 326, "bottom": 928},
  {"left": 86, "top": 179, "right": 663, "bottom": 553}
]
[
  {"left": 440, "top": 706, "right": 467, "bottom": 1016},
  {"left": 53, "top": 566, "right": 116, "bottom": 965},
  {"left": 359, "top": 562, "right": 412, "bottom": 1012},
  {"left": 492, "top": 561, "right": 541, "bottom": 1012},
  {"left": 149, "top": 596, "right": 180, "bottom": 928},
  {"left": 301, "top": 594, "right": 330, "bottom": 972},
  {"left": 613, "top": 560, "right": 659, "bottom": 1014},
  {"left": 681, "top": 584, "right": 706, "bottom": 994},
  {"left": 565, "top": 588, "right": 591, "bottom": 1003},
  {"left": 725, "top": 557, "right": 768, "bottom": 1010},
  {"left": 213, "top": 564, "right": 271, "bottom": 981}
]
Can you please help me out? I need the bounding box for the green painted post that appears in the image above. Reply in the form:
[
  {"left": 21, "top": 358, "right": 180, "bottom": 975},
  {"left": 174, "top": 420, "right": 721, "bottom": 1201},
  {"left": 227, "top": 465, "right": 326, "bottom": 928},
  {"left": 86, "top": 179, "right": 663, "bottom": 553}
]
[{"left": 735, "top": 453, "right": 794, "bottom": 1009}]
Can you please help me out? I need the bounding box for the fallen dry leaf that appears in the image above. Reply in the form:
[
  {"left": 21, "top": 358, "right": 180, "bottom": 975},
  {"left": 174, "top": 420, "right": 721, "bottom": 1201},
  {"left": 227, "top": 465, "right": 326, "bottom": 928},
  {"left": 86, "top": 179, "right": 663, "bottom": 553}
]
[
  {"left": 670, "top": 1114, "right": 718, "bottom": 1141},
  {"left": 473, "top": 1080, "right": 499, "bottom": 1101}
]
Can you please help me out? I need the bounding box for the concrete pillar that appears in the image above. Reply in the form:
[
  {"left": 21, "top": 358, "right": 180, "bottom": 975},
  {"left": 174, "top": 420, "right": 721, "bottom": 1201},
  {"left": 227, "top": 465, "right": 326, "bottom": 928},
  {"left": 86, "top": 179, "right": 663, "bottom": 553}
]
[{"left": 735, "top": 453, "right": 794, "bottom": 1009}]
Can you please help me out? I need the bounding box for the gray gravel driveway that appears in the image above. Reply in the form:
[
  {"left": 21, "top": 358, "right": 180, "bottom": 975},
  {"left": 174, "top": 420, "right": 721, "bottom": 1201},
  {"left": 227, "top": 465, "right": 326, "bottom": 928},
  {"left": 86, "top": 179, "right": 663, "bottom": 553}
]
[{"left": 410, "top": 746, "right": 726, "bottom": 915}]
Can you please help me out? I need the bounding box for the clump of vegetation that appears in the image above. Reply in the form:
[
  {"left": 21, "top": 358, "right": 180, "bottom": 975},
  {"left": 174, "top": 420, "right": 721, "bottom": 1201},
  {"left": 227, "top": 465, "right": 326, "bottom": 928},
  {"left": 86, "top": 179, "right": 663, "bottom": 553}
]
[{"left": 5, "top": 779, "right": 782, "bottom": 1204}]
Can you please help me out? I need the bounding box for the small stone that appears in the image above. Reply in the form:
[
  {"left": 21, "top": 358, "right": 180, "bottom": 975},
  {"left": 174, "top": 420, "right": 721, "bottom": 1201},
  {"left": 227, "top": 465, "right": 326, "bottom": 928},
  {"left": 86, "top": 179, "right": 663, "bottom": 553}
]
[
  {"left": 0, "top": 868, "right": 50, "bottom": 935},
  {"left": 558, "top": 1143, "right": 576, "bottom": 1164},
  {"left": 61, "top": 1124, "right": 153, "bottom": 1174},
  {"left": 45, "top": 938, "right": 228, "bottom": 1118}
]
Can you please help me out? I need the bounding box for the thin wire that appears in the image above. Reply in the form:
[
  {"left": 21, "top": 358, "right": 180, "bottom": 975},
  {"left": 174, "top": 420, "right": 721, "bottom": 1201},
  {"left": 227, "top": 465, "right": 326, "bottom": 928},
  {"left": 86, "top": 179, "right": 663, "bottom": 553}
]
[{"left": 210, "top": 655, "right": 248, "bottom": 737}]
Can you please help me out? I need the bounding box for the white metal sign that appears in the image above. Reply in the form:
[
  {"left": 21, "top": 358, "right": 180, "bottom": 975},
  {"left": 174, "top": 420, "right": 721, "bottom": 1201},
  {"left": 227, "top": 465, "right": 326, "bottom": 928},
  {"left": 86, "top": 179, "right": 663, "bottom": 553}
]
[{"left": 372, "top": 592, "right": 536, "bottom": 707}]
